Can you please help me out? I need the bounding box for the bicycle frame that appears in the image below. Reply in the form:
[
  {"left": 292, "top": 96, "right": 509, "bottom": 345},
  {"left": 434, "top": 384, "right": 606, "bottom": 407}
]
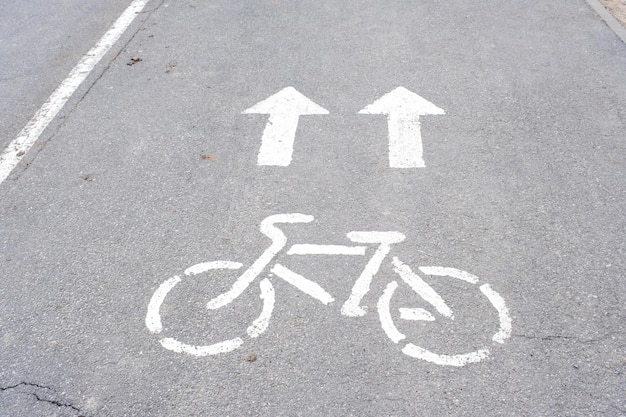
[{"left": 205, "top": 213, "right": 406, "bottom": 317}]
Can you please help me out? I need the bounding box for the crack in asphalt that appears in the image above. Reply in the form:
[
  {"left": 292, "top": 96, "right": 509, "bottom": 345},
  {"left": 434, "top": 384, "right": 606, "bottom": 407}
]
[
  {"left": 1, "top": 381, "right": 86, "bottom": 416},
  {"left": 0, "top": 382, "right": 51, "bottom": 391},
  {"left": 30, "top": 392, "right": 82, "bottom": 413},
  {"left": 512, "top": 334, "right": 611, "bottom": 343}
]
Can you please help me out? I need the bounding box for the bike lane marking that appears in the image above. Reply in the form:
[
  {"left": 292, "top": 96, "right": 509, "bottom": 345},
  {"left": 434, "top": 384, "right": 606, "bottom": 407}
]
[
  {"left": 145, "top": 214, "right": 512, "bottom": 365},
  {"left": 0, "top": 0, "right": 151, "bottom": 185},
  {"left": 358, "top": 87, "right": 445, "bottom": 168},
  {"left": 243, "top": 86, "right": 329, "bottom": 167}
]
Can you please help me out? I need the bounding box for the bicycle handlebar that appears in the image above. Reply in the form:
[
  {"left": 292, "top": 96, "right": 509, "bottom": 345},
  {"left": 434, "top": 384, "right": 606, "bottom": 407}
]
[{"left": 260, "top": 213, "right": 315, "bottom": 243}]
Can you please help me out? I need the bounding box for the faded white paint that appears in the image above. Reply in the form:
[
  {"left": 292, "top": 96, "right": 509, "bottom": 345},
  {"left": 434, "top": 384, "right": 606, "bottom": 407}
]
[
  {"left": 359, "top": 87, "right": 445, "bottom": 168},
  {"left": 402, "top": 344, "right": 490, "bottom": 367},
  {"left": 392, "top": 258, "right": 454, "bottom": 319},
  {"left": 399, "top": 307, "right": 436, "bottom": 321},
  {"left": 287, "top": 244, "right": 366, "bottom": 256},
  {"left": 146, "top": 275, "right": 181, "bottom": 334},
  {"left": 247, "top": 279, "right": 275, "bottom": 338},
  {"left": 185, "top": 261, "right": 242, "bottom": 276},
  {"left": 480, "top": 284, "right": 512, "bottom": 344},
  {"left": 377, "top": 281, "right": 406, "bottom": 343},
  {"left": 160, "top": 337, "right": 243, "bottom": 356},
  {"left": 207, "top": 213, "right": 314, "bottom": 310},
  {"left": 272, "top": 263, "right": 335, "bottom": 305},
  {"left": 0, "top": 0, "right": 150, "bottom": 184},
  {"left": 342, "top": 231, "right": 406, "bottom": 317},
  {"left": 146, "top": 213, "right": 512, "bottom": 366},
  {"left": 243, "top": 87, "right": 328, "bottom": 166},
  {"left": 419, "top": 266, "right": 479, "bottom": 284}
]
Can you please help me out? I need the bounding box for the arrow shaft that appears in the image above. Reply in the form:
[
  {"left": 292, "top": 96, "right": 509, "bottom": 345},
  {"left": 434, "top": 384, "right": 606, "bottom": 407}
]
[
  {"left": 257, "top": 113, "right": 301, "bottom": 166},
  {"left": 387, "top": 113, "right": 424, "bottom": 168}
]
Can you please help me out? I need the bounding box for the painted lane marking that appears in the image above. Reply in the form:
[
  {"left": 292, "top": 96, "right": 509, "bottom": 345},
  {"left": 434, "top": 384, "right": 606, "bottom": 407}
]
[
  {"left": 392, "top": 257, "right": 454, "bottom": 319},
  {"left": 206, "top": 213, "right": 314, "bottom": 310},
  {"left": 185, "top": 261, "right": 243, "bottom": 276},
  {"left": 399, "top": 307, "right": 436, "bottom": 321},
  {"left": 146, "top": 213, "right": 512, "bottom": 365},
  {"left": 341, "top": 231, "right": 406, "bottom": 317},
  {"left": 0, "top": 0, "right": 151, "bottom": 185},
  {"left": 402, "top": 344, "right": 490, "bottom": 367},
  {"left": 377, "top": 281, "right": 406, "bottom": 343},
  {"left": 480, "top": 284, "right": 512, "bottom": 344},
  {"left": 246, "top": 279, "right": 275, "bottom": 338},
  {"left": 287, "top": 244, "right": 367, "bottom": 256},
  {"left": 271, "top": 263, "right": 335, "bottom": 305},
  {"left": 160, "top": 337, "right": 243, "bottom": 357},
  {"left": 341, "top": 241, "right": 394, "bottom": 317},
  {"left": 359, "top": 86, "right": 445, "bottom": 168},
  {"left": 377, "top": 270, "right": 494, "bottom": 367},
  {"left": 146, "top": 275, "right": 181, "bottom": 334},
  {"left": 419, "top": 266, "right": 479, "bottom": 284},
  {"left": 243, "top": 87, "right": 328, "bottom": 166}
]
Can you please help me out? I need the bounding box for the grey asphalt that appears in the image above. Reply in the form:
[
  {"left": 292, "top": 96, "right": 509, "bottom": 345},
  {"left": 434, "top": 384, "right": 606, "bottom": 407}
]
[
  {"left": 1, "top": 1, "right": 625, "bottom": 416},
  {"left": 0, "top": 0, "right": 135, "bottom": 151}
]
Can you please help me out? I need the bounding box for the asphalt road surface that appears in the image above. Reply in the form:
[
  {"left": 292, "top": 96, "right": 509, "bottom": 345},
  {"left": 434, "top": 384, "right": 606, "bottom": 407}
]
[{"left": 1, "top": 1, "right": 625, "bottom": 416}]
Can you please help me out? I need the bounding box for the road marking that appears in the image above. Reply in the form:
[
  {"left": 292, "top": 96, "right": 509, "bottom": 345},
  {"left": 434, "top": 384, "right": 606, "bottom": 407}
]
[
  {"left": 392, "top": 257, "right": 454, "bottom": 319},
  {"left": 145, "top": 275, "right": 181, "bottom": 334},
  {"left": 243, "top": 87, "right": 329, "bottom": 166},
  {"left": 402, "top": 344, "right": 490, "bottom": 367},
  {"left": 287, "top": 244, "right": 367, "bottom": 256},
  {"left": 246, "top": 279, "right": 276, "bottom": 337},
  {"left": 480, "top": 284, "right": 512, "bottom": 344},
  {"left": 160, "top": 337, "right": 243, "bottom": 356},
  {"left": 147, "top": 213, "right": 511, "bottom": 365},
  {"left": 272, "top": 263, "right": 335, "bottom": 305},
  {"left": 0, "top": 0, "right": 151, "bottom": 185},
  {"left": 419, "top": 266, "right": 479, "bottom": 284},
  {"left": 359, "top": 86, "right": 445, "bottom": 168},
  {"left": 399, "top": 307, "right": 436, "bottom": 321},
  {"left": 206, "top": 213, "right": 315, "bottom": 310}
]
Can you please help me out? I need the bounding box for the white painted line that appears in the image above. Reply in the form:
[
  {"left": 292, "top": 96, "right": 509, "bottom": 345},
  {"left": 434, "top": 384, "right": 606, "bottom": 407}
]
[
  {"left": 399, "top": 307, "right": 436, "bottom": 321},
  {"left": 146, "top": 275, "right": 180, "bottom": 333},
  {"left": 243, "top": 87, "right": 329, "bottom": 166},
  {"left": 346, "top": 231, "right": 406, "bottom": 245},
  {"left": 480, "top": 284, "right": 512, "bottom": 344},
  {"left": 272, "top": 263, "right": 335, "bottom": 305},
  {"left": 206, "top": 213, "right": 314, "bottom": 310},
  {"left": 287, "top": 244, "right": 367, "bottom": 256},
  {"left": 402, "top": 344, "right": 490, "bottom": 367},
  {"left": 0, "top": 0, "right": 151, "bottom": 185},
  {"left": 160, "top": 337, "right": 243, "bottom": 356},
  {"left": 184, "top": 261, "right": 242, "bottom": 276},
  {"left": 377, "top": 281, "right": 406, "bottom": 343},
  {"left": 392, "top": 258, "right": 454, "bottom": 319},
  {"left": 359, "top": 87, "right": 445, "bottom": 168},
  {"left": 418, "top": 266, "right": 479, "bottom": 284},
  {"left": 246, "top": 279, "right": 276, "bottom": 337},
  {"left": 341, "top": 241, "right": 395, "bottom": 317}
]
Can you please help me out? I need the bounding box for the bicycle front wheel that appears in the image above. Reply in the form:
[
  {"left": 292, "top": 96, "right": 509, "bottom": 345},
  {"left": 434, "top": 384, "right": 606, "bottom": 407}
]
[
  {"left": 146, "top": 261, "right": 275, "bottom": 356},
  {"left": 377, "top": 257, "right": 511, "bottom": 366}
]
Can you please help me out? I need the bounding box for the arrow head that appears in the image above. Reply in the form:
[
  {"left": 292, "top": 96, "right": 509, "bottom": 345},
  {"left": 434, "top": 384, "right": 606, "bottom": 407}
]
[
  {"left": 243, "top": 86, "right": 329, "bottom": 115},
  {"left": 358, "top": 86, "right": 445, "bottom": 116}
]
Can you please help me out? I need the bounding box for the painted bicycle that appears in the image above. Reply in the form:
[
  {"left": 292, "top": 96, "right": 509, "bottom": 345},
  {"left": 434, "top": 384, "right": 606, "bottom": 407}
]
[{"left": 146, "top": 213, "right": 511, "bottom": 366}]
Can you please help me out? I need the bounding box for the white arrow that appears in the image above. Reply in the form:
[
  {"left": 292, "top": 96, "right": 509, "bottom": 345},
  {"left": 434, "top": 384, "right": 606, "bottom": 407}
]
[
  {"left": 359, "top": 87, "right": 445, "bottom": 168},
  {"left": 243, "top": 87, "right": 329, "bottom": 166}
]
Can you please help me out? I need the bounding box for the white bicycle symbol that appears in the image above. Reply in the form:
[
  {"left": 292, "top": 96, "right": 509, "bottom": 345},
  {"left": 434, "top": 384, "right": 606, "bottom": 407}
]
[{"left": 146, "top": 213, "right": 512, "bottom": 366}]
